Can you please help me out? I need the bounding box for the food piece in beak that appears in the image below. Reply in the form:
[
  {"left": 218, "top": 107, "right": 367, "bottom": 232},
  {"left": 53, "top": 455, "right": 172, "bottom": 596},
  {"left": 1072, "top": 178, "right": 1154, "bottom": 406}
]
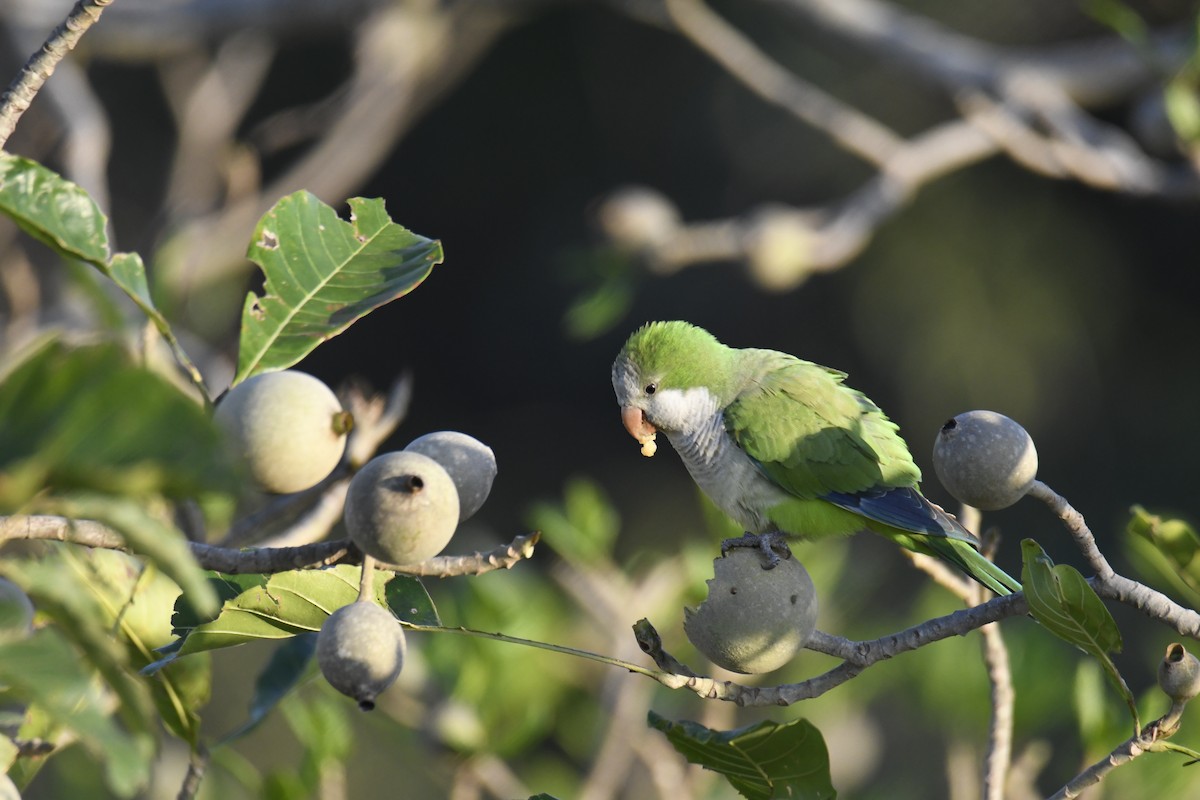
[{"left": 621, "top": 406, "right": 658, "bottom": 458}]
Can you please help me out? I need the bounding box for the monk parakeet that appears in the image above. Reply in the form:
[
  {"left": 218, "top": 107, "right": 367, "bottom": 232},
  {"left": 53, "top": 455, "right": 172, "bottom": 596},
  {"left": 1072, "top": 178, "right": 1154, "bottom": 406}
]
[{"left": 612, "top": 321, "right": 1020, "bottom": 596}]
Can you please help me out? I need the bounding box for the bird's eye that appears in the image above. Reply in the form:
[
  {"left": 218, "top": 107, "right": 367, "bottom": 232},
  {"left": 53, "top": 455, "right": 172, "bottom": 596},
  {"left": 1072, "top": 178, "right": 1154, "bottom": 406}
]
[{"left": 644, "top": 383, "right": 657, "bottom": 395}]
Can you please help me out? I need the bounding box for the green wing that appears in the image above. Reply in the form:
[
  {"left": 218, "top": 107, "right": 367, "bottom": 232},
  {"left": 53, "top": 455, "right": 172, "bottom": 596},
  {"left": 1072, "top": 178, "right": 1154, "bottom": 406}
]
[{"left": 724, "top": 350, "right": 921, "bottom": 499}]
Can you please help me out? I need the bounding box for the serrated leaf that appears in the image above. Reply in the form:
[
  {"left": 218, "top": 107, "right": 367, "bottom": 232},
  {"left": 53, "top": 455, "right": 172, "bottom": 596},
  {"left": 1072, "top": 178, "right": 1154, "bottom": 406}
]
[
  {"left": 218, "top": 634, "right": 318, "bottom": 745},
  {"left": 649, "top": 712, "right": 836, "bottom": 800},
  {"left": 0, "top": 340, "right": 235, "bottom": 509},
  {"left": 1021, "top": 539, "right": 1139, "bottom": 729},
  {"left": 0, "top": 152, "right": 109, "bottom": 264},
  {"left": 234, "top": 191, "right": 443, "bottom": 384}
]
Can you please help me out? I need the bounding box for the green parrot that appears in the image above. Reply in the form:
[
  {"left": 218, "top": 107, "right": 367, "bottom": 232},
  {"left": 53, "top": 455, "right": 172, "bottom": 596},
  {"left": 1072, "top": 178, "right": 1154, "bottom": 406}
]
[{"left": 611, "top": 320, "right": 1021, "bottom": 596}]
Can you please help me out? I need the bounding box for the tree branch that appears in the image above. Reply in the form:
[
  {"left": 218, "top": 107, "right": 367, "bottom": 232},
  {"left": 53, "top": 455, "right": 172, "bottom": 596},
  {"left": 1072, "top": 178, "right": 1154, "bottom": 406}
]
[
  {"left": 0, "top": 0, "right": 114, "bottom": 149},
  {"left": 0, "top": 514, "right": 540, "bottom": 578},
  {"left": 1029, "top": 479, "right": 1200, "bottom": 639},
  {"left": 1048, "top": 702, "right": 1188, "bottom": 799},
  {"left": 632, "top": 591, "right": 1027, "bottom": 706}
]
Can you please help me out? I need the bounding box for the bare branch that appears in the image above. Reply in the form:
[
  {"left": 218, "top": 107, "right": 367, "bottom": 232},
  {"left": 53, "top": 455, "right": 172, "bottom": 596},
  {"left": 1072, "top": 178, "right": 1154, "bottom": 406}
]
[
  {"left": 663, "top": 0, "right": 902, "bottom": 167},
  {"left": 0, "top": 0, "right": 114, "bottom": 149},
  {"left": 979, "top": 610, "right": 1014, "bottom": 800},
  {"left": 1049, "top": 702, "right": 1188, "bottom": 799}
]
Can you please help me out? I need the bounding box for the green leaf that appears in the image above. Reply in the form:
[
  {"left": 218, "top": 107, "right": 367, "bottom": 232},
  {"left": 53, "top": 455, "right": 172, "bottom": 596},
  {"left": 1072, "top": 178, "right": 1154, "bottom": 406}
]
[
  {"left": 50, "top": 546, "right": 211, "bottom": 747},
  {"left": 0, "top": 339, "right": 235, "bottom": 509},
  {"left": 1, "top": 550, "right": 159, "bottom": 737},
  {"left": 1081, "top": 0, "right": 1148, "bottom": 47},
  {"left": 1165, "top": 79, "right": 1200, "bottom": 144},
  {"left": 0, "top": 153, "right": 109, "bottom": 264},
  {"left": 0, "top": 157, "right": 206, "bottom": 395},
  {"left": 107, "top": 252, "right": 210, "bottom": 396},
  {"left": 281, "top": 690, "right": 352, "bottom": 766},
  {"left": 172, "top": 573, "right": 269, "bottom": 636},
  {"left": 46, "top": 494, "right": 218, "bottom": 620},
  {"left": 163, "top": 567, "right": 436, "bottom": 660},
  {"left": 218, "top": 634, "right": 318, "bottom": 745},
  {"left": 1020, "top": 539, "right": 1139, "bottom": 730},
  {"left": 649, "top": 712, "right": 837, "bottom": 800},
  {"left": 527, "top": 478, "right": 620, "bottom": 565},
  {"left": 383, "top": 573, "right": 441, "bottom": 627},
  {"left": 234, "top": 191, "right": 443, "bottom": 384},
  {"left": 0, "top": 629, "right": 153, "bottom": 797},
  {"left": 1125, "top": 506, "right": 1200, "bottom": 605}
]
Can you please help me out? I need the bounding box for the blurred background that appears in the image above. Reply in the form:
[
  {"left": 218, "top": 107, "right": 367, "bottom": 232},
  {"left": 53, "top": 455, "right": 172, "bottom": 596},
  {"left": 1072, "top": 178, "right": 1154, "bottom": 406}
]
[{"left": 3, "top": 0, "right": 1200, "bottom": 797}]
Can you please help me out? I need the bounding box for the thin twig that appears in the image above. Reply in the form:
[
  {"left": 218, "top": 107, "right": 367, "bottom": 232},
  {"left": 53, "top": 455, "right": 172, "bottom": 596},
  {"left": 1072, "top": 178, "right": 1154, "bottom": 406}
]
[
  {"left": 0, "top": 0, "right": 114, "bottom": 149},
  {"left": 664, "top": 0, "right": 902, "bottom": 166},
  {"left": 176, "top": 745, "right": 209, "bottom": 800},
  {"left": 633, "top": 592, "right": 1028, "bottom": 706},
  {"left": 1022, "top": 480, "right": 1200, "bottom": 639},
  {"left": 979, "top": 608, "right": 1014, "bottom": 800},
  {"left": 1048, "top": 703, "right": 1188, "bottom": 799}
]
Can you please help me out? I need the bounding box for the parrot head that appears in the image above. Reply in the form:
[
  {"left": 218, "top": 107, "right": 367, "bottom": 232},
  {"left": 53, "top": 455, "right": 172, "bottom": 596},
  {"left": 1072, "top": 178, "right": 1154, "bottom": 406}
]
[{"left": 611, "top": 321, "right": 735, "bottom": 454}]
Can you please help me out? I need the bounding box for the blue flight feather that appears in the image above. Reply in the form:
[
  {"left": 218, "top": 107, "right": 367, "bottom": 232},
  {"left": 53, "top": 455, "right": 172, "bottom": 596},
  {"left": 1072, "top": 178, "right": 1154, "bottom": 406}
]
[{"left": 822, "top": 487, "right": 977, "bottom": 545}]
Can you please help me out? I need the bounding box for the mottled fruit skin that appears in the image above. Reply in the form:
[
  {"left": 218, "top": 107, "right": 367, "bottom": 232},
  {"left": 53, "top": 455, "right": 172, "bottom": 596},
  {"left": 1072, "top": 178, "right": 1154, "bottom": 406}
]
[
  {"left": 933, "top": 410, "right": 1038, "bottom": 511},
  {"left": 1158, "top": 643, "right": 1200, "bottom": 702},
  {"left": 0, "top": 577, "right": 34, "bottom": 644},
  {"left": 404, "top": 431, "right": 497, "bottom": 521},
  {"left": 684, "top": 548, "right": 818, "bottom": 674},
  {"left": 317, "top": 601, "right": 406, "bottom": 711},
  {"left": 345, "top": 451, "right": 460, "bottom": 565},
  {"left": 215, "top": 370, "right": 346, "bottom": 494}
]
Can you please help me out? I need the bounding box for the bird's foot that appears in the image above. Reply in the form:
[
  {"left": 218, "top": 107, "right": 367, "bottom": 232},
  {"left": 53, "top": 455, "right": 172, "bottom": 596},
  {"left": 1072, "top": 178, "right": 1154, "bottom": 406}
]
[{"left": 720, "top": 531, "right": 792, "bottom": 569}]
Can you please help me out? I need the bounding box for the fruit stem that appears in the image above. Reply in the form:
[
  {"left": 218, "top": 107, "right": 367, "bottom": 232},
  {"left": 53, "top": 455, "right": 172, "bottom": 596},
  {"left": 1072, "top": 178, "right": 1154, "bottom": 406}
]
[
  {"left": 332, "top": 410, "right": 355, "bottom": 437},
  {"left": 358, "top": 555, "right": 376, "bottom": 602}
]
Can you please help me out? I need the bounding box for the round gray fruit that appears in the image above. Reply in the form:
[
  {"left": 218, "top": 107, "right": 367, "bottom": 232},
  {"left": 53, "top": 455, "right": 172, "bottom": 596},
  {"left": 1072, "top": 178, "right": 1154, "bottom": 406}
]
[
  {"left": 345, "top": 451, "right": 460, "bottom": 565},
  {"left": 317, "top": 601, "right": 406, "bottom": 711},
  {"left": 404, "top": 431, "right": 497, "bottom": 522},
  {"left": 215, "top": 370, "right": 348, "bottom": 494},
  {"left": 1159, "top": 643, "right": 1200, "bottom": 703},
  {"left": 684, "top": 548, "right": 818, "bottom": 674},
  {"left": 933, "top": 410, "right": 1038, "bottom": 511}
]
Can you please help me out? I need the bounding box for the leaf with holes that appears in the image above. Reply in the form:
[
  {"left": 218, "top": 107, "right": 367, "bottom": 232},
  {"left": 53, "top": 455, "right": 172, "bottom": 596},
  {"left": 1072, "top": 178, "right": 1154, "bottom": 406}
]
[
  {"left": 234, "top": 191, "right": 443, "bottom": 384},
  {"left": 649, "top": 712, "right": 836, "bottom": 800}
]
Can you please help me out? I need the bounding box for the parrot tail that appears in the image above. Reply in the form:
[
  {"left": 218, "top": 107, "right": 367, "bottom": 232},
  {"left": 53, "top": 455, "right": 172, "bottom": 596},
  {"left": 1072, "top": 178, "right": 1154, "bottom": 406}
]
[{"left": 918, "top": 535, "right": 1022, "bottom": 596}]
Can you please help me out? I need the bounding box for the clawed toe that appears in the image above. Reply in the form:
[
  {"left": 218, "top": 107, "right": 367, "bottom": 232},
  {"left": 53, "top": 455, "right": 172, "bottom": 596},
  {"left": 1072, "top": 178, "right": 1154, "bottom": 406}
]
[{"left": 719, "top": 531, "right": 791, "bottom": 569}]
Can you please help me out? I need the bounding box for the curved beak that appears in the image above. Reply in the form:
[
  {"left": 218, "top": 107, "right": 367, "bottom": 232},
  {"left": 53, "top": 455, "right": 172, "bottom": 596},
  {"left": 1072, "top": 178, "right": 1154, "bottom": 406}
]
[
  {"left": 621, "top": 406, "right": 658, "bottom": 457},
  {"left": 621, "top": 406, "right": 656, "bottom": 440}
]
